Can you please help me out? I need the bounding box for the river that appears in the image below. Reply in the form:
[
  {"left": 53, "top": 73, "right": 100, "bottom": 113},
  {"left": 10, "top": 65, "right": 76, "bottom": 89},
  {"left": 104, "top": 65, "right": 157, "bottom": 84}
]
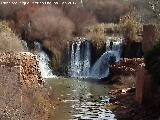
[{"left": 45, "top": 78, "right": 117, "bottom": 120}]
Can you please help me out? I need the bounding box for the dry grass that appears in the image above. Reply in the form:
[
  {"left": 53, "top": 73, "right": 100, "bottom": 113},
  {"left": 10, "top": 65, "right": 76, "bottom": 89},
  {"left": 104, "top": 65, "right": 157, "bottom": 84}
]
[
  {"left": 86, "top": 24, "right": 105, "bottom": 39},
  {"left": 120, "top": 12, "right": 142, "bottom": 43},
  {"left": 84, "top": 0, "right": 129, "bottom": 23},
  {"left": 0, "top": 21, "right": 23, "bottom": 51},
  {"left": 85, "top": 23, "right": 122, "bottom": 49},
  {"left": 65, "top": 7, "right": 97, "bottom": 36},
  {"left": 85, "top": 24, "right": 105, "bottom": 48}
]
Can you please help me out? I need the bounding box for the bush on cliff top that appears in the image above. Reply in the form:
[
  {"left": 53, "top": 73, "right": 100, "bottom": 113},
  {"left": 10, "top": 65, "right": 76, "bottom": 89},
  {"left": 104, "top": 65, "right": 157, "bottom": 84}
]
[
  {"left": 0, "top": 21, "right": 23, "bottom": 51},
  {"left": 120, "top": 12, "right": 142, "bottom": 43}
]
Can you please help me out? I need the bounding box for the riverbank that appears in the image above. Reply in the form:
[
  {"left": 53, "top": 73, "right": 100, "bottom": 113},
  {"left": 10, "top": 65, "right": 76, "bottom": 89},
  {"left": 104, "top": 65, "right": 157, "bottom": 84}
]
[
  {"left": 106, "top": 79, "right": 160, "bottom": 120},
  {"left": 45, "top": 78, "right": 117, "bottom": 120}
]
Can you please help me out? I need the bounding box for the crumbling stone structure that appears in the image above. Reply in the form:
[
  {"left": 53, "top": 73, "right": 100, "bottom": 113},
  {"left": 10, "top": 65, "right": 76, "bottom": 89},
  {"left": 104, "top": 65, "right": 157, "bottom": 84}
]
[{"left": 0, "top": 52, "right": 50, "bottom": 120}]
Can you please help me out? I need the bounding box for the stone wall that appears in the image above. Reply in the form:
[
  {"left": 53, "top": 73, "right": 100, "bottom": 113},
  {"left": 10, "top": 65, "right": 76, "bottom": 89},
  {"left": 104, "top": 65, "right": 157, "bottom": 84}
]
[
  {"left": 134, "top": 25, "right": 156, "bottom": 104},
  {"left": 0, "top": 52, "right": 43, "bottom": 86},
  {"left": 0, "top": 52, "right": 50, "bottom": 120},
  {"left": 135, "top": 66, "right": 153, "bottom": 104}
]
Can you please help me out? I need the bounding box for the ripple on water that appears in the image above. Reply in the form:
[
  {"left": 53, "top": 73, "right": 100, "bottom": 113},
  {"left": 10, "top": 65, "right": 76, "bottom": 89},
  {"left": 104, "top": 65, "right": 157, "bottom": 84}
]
[
  {"left": 71, "top": 97, "right": 116, "bottom": 120},
  {"left": 46, "top": 78, "right": 117, "bottom": 120}
]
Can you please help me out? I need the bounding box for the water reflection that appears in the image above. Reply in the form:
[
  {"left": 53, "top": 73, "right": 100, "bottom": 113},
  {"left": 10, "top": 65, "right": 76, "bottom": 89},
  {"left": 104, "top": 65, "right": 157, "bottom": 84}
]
[{"left": 46, "top": 78, "right": 116, "bottom": 120}]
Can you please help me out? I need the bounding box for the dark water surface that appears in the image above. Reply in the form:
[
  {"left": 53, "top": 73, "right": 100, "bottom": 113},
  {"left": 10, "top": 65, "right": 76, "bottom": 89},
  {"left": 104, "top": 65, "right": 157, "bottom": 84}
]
[{"left": 45, "top": 78, "right": 117, "bottom": 120}]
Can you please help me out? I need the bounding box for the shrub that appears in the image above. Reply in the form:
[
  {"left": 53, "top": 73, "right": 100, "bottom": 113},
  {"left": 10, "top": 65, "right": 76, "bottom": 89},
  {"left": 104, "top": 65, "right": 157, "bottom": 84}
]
[
  {"left": 65, "top": 7, "right": 97, "bottom": 36},
  {"left": 28, "top": 6, "right": 74, "bottom": 70},
  {"left": 28, "top": 6, "right": 74, "bottom": 43},
  {"left": 84, "top": 0, "right": 129, "bottom": 23},
  {"left": 0, "top": 0, "right": 35, "bottom": 20},
  {"left": 120, "top": 12, "right": 142, "bottom": 43},
  {"left": 14, "top": 4, "right": 38, "bottom": 35},
  {"left": 0, "top": 21, "right": 23, "bottom": 51},
  {"left": 85, "top": 24, "right": 105, "bottom": 48},
  {"left": 145, "top": 40, "right": 160, "bottom": 85}
]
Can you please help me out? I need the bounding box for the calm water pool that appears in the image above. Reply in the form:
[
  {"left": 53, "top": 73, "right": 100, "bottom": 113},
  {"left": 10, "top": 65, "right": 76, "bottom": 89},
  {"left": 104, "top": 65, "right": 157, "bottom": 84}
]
[{"left": 45, "top": 78, "right": 117, "bottom": 120}]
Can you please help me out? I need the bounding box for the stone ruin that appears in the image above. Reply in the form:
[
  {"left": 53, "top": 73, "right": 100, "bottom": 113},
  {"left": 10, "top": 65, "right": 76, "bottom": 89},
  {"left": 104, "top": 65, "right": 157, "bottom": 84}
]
[
  {"left": 0, "top": 52, "right": 50, "bottom": 120},
  {"left": 0, "top": 51, "right": 43, "bottom": 86}
]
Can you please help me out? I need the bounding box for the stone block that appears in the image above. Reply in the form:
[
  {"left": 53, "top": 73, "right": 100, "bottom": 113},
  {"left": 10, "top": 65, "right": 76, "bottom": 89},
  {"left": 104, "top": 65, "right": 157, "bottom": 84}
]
[{"left": 135, "top": 66, "right": 153, "bottom": 104}]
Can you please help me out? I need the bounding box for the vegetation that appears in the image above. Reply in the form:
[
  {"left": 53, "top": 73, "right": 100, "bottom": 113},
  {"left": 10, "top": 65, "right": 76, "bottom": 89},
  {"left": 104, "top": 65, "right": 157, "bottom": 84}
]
[
  {"left": 83, "top": 0, "right": 129, "bottom": 23},
  {"left": 120, "top": 12, "right": 142, "bottom": 43},
  {"left": 130, "top": 0, "right": 160, "bottom": 23},
  {"left": 0, "top": 21, "right": 23, "bottom": 51},
  {"left": 145, "top": 40, "right": 160, "bottom": 85},
  {"left": 0, "top": 0, "right": 131, "bottom": 71},
  {"left": 85, "top": 24, "right": 106, "bottom": 48}
]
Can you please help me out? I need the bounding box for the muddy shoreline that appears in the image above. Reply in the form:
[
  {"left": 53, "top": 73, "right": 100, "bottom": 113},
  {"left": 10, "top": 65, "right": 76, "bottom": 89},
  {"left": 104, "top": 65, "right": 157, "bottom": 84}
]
[{"left": 106, "top": 80, "right": 160, "bottom": 120}]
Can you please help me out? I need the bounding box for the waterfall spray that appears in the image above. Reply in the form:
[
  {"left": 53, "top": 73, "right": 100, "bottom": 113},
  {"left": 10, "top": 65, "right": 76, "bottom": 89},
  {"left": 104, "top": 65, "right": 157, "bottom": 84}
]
[
  {"left": 21, "top": 40, "right": 57, "bottom": 79},
  {"left": 34, "top": 42, "right": 57, "bottom": 78},
  {"left": 70, "top": 38, "right": 91, "bottom": 78}
]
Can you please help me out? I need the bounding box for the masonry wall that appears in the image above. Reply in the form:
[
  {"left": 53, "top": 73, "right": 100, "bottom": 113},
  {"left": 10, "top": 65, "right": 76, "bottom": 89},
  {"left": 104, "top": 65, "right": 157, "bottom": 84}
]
[{"left": 0, "top": 52, "right": 50, "bottom": 120}]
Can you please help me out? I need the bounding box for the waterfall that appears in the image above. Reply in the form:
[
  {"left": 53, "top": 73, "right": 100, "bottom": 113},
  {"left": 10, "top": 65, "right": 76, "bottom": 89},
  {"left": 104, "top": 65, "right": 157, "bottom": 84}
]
[
  {"left": 90, "top": 37, "right": 123, "bottom": 79},
  {"left": 70, "top": 38, "right": 91, "bottom": 78},
  {"left": 108, "top": 37, "right": 123, "bottom": 62},
  {"left": 69, "top": 37, "right": 123, "bottom": 79},
  {"left": 90, "top": 52, "right": 111, "bottom": 79},
  {"left": 21, "top": 40, "right": 57, "bottom": 78},
  {"left": 21, "top": 40, "right": 29, "bottom": 51},
  {"left": 82, "top": 41, "right": 91, "bottom": 76},
  {"left": 34, "top": 42, "right": 57, "bottom": 78}
]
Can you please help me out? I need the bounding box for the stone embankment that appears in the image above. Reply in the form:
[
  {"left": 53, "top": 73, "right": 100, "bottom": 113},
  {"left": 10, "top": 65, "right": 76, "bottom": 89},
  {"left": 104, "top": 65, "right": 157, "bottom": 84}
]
[
  {"left": 0, "top": 52, "right": 43, "bottom": 86},
  {"left": 0, "top": 52, "right": 51, "bottom": 120}
]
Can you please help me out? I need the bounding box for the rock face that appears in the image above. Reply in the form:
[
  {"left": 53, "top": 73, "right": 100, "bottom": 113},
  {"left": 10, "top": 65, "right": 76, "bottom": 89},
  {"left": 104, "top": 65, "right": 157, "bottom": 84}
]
[
  {"left": 110, "top": 58, "right": 144, "bottom": 76},
  {"left": 122, "top": 42, "right": 143, "bottom": 58},
  {"left": 0, "top": 52, "right": 50, "bottom": 120}
]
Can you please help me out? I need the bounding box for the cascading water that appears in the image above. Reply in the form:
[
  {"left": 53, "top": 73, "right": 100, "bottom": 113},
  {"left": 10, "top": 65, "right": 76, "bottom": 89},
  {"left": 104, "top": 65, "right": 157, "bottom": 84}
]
[
  {"left": 69, "top": 37, "right": 123, "bottom": 79},
  {"left": 107, "top": 37, "right": 123, "bottom": 62},
  {"left": 89, "top": 52, "right": 111, "bottom": 79},
  {"left": 21, "top": 40, "right": 57, "bottom": 78},
  {"left": 70, "top": 38, "right": 91, "bottom": 78},
  {"left": 21, "top": 40, "right": 29, "bottom": 51},
  {"left": 34, "top": 42, "right": 57, "bottom": 78},
  {"left": 90, "top": 37, "right": 123, "bottom": 79}
]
